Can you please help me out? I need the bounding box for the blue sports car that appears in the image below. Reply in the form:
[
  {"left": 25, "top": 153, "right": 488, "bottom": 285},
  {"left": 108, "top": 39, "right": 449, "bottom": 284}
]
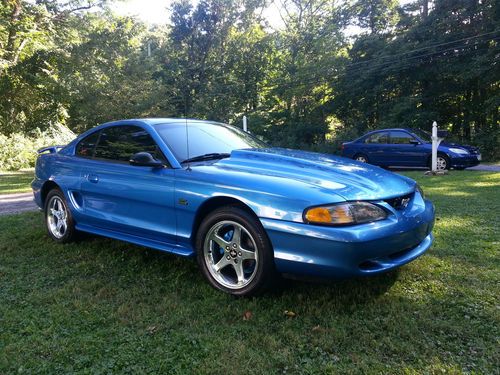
[
  {"left": 32, "top": 119, "right": 435, "bottom": 296},
  {"left": 341, "top": 128, "right": 481, "bottom": 170}
]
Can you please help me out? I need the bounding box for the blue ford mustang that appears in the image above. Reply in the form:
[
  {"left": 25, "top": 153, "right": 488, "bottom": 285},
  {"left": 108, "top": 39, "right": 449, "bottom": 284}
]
[
  {"left": 32, "top": 119, "right": 435, "bottom": 296},
  {"left": 341, "top": 128, "right": 481, "bottom": 170}
]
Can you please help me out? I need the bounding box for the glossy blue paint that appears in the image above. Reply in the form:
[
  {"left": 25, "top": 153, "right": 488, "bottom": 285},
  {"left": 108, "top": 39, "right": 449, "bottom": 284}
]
[
  {"left": 33, "top": 119, "right": 435, "bottom": 279},
  {"left": 341, "top": 128, "right": 481, "bottom": 169}
]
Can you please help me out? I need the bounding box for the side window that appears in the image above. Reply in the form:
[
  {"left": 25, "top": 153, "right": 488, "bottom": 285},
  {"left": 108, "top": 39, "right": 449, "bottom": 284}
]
[
  {"left": 365, "top": 132, "right": 389, "bottom": 144},
  {"left": 390, "top": 131, "right": 415, "bottom": 144},
  {"left": 76, "top": 131, "right": 100, "bottom": 158},
  {"left": 93, "top": 126, "right": 165, "bottom": 163}
]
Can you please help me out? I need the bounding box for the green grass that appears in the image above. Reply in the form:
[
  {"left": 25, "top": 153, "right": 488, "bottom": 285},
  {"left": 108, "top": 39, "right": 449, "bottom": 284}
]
[
  {"left": 0, "top": 169, "right": 34, "bottom": 194},
  {"left": 1, "top": 171, "right": 499, "bottom": 374}
]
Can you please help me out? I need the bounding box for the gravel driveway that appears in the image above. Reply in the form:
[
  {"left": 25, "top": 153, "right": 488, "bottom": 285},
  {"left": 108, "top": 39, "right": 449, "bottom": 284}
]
[{"left": 0, "top": 192, "right": 38, "bottom": 215}]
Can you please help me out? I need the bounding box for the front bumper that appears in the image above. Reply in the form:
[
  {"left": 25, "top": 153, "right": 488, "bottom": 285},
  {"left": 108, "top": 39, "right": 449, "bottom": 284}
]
[
  {"left": 450, "top": 155, "right": 480, "bottom": 168},
  {"left": 261, "top": 194, "right": 435, "bottom": 278}
]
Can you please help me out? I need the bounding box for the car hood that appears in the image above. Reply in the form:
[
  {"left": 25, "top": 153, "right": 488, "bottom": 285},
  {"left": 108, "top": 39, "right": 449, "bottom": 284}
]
[{"left": 216, "top": 148, "right": 416, "bottom": 201}]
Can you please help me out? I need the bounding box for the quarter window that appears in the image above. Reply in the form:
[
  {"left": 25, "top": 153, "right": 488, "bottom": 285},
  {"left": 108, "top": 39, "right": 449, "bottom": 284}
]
[
  {"left": 76, "top": 131, "right": 100, "bottom": 158},
  {"left": 93, "top": 126, "right": 164, "bottom": 163},
  {"left": 365, "top": 132, "right": 389, "bottom": 144}
]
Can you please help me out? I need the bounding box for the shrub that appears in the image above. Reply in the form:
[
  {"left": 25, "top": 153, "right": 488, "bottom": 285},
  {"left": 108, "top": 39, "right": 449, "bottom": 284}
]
[{"left": 0, "top": 124, "right": 75, "bottom": 171}]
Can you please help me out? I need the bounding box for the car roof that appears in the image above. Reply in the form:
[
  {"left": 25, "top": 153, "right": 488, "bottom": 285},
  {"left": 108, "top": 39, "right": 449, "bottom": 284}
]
[{"left": 100, "top": 118, "right": 226, "bottom": 127}]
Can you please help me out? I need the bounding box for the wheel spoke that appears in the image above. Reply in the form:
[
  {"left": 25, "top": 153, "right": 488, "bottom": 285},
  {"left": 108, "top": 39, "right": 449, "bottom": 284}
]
[
  {"left": 214, "top": 256, "right": 231, "bottom": 272},
  {"left": 210, "top": 233, "right": 229, "bottom": 249},
  {"left": 231, "top": 226, "right": 242, "bottom": 246},
  {"left": 56, "top": 220, "right": 63, "bottom": 232},
  {"left": 240, "top": 248, "right": 256, "bottom": 261},
  {"left": 233, "top": 262, "right": 245, "bottom": 284}
]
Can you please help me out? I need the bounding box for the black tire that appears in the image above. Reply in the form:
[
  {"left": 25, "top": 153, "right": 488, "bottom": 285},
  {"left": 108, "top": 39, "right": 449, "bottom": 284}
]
[
  {"left": 428, "top": 153, "right": 450, "bottom": 171},
  {"left": 353, "top": 153, "right": 369, "bottom": 163},
  {"left": 455, "top": 167, "right": 465, "bottom": 170},
  {"left": 44, "top": 189, "right": 77, "bottom": 243},
  {"left": 196, "top": 206, "right": 276, "bottom": 296}
]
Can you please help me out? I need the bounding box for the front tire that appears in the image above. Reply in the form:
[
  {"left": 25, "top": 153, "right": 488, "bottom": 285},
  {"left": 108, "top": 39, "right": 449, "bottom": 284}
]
[
  {"left": 196, "top": 206, "right": 276, "bottom": 296},
  {"left": 44, "top": 189, "right": 77, "bottom": 243},
  {"left": 353, "top": 153, "right": 369, "bottom": 163},
  {"left": 435, "top": 154, "right": 450, "bottom": 171}
]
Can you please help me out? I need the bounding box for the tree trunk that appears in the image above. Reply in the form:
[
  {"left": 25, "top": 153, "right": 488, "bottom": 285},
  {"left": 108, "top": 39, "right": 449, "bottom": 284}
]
[{"left": 5, "top": 0, "right": 22, "bottom": 62}]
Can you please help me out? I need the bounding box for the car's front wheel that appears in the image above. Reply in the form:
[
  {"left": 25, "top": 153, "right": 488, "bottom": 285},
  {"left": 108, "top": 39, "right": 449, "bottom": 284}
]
[
  {"left": 196, "top": 206, "right": 275, "bottom": 296},
  {"left": 354, "top": 154, "right": 369, "bottom": 163},
  {"left": 44, "top": 189, "right": 77, "bottom": 243},
  {"left": 436, "top": 154, "right": 449, "bottom": 171}
]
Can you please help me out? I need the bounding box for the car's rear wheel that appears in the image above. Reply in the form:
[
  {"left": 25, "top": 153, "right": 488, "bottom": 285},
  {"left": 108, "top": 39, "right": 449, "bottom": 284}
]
[
  {"left": 196, "top": 206, "right": 275, "bottom": 296},
  {"left": 354, "top": 154, "right": 369, "bottom": 163},
  {"left": 44, "top": 189, "right": 77, "bottom": 243}
]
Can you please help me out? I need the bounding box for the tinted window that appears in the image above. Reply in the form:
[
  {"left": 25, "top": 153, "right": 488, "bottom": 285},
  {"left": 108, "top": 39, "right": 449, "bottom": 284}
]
[
  {"left": 76, "top": 131, "right": 100, "bottom": 158},
  {"left": 390, "top": 131, "right": 415, "bottom": 144},
  {"left": 365, "top": 132, "right": 389, "bottom": 144},
  {"left": 94, "top": 126, "right": 163, "bottom": 163},
  {"left": 155, "top": 122, "right": 266, "bottom": 162}
]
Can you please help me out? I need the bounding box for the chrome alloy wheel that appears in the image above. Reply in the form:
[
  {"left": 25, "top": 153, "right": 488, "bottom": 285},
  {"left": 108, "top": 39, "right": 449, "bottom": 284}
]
[
  {"left": 355, "top": 155, "right": 368, "bottom": 163},
  {"left": 436, "top": 156, "right": 447, "bottom": 171},
  {"left": 47, "top": 196, "right": 68, "bottom": 239},
  {"left": 203, "top": 220, "right": 258, "bottom": 290}
]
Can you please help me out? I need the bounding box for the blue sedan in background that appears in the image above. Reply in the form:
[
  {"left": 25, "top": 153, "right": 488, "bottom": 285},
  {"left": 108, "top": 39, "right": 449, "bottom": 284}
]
[
  {"left": 341, "top": 128, "right": 481, "bottom": 170},
  {"left": 33, "top": 119, "right": 435, "bottom": 296}
]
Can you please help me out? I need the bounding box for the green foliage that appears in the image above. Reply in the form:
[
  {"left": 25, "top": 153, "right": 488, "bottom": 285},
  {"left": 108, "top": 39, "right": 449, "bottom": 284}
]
[
  {"left": 0, "top": 0, "right": 498, "bottom": 162},
  {"left": 0, "top": 123, "right": 75, "bottom": 171}
]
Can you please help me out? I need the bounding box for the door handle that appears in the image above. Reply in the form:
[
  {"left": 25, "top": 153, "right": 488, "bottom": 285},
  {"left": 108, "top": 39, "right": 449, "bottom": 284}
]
[{"left": 87, "top": 174, "right": 99, "bottom": 183}]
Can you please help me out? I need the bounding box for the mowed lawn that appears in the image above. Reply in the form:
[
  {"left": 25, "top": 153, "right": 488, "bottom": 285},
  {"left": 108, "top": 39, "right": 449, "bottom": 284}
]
[
  {"left": 0, "top": 170, "right": 34, "bottom": 194},
  {"left": 0, "top": 171, "right": 498, "bottom": 374}
]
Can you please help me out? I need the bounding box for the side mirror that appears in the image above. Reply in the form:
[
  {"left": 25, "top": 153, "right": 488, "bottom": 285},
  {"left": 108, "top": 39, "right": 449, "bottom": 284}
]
[
  {"left": 437, "top": 130, "right": 448, "bottom": 138},
  {"left": 129, "top": 152, "right": 164, "bottom": 167},
  {"left": 409, "top": 140, "right": 420, "bottom": 145}
]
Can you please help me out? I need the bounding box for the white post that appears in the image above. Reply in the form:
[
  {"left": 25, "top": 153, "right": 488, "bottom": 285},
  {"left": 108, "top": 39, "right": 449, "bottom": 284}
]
[
  {"left": 431, "top": 121, "right": 444, "bottom": 172},
  {"left": 243, "top": 115, "right": 248, "bottom": 132}
]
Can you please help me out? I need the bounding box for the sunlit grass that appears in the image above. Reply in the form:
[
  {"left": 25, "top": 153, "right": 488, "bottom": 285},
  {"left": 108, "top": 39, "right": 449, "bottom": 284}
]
[
  {"left": 0, "top": 169, "right": 34, "bottom": 194},
  {"left": 0, "top": 171, "right": 498, "bottom": 373}
]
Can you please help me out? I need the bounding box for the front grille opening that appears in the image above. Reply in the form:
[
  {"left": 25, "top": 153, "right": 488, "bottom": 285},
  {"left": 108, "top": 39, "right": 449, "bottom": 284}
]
[
  {"left": 387, "top": 247, "right": 413, "bottom": 260},
  {"left": 384, "top": 193, "right": 413, "bottom": 210},
  {"left": 359, "top": 260, "right": 381, "bottom": 271}
]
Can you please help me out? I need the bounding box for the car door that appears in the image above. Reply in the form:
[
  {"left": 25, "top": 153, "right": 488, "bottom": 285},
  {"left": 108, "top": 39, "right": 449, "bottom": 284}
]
[
  {"left": 77, "top": 125, "right": 177, "bottom": 244},
  {"left": 388, "top": 130, "right": 428, "bottom": 167},
  {"left": 361, "top": 131, "right": 390, "bottom": 165}
]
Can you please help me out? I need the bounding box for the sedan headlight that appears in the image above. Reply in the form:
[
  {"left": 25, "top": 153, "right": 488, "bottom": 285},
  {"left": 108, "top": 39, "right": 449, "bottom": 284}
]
[
  {"left": 304, "top": 202, "right": 387, "bottom": 226},
  {"left": 449, "top": 147, "right": 469, "bottom": 155}
]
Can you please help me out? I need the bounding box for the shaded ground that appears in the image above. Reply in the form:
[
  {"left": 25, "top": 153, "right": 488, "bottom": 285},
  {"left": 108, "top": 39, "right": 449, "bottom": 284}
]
[
  {"left": 0, "top": 171, "right": 499, "bottom": 374},
  {"left": 0, "top": 192, "right": 37, "bottom": 215}
]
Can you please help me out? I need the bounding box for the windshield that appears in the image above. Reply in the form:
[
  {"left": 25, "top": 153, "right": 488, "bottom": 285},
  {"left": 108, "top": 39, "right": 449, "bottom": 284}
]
[
  {"left": 412, "top": 129, "right": 431, "bottom": 143},
  {"left": 154, "top": 122, "right": 267, "bottom": 162}
]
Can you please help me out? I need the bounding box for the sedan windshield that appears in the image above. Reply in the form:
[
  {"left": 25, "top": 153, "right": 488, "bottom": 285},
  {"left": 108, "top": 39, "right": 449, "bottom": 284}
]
[
  {"left": 154, "top": 122, "right": 267, "bottom": 162},
  {"left": 412, "top": 129, "right": 431, "bottom": 143}
]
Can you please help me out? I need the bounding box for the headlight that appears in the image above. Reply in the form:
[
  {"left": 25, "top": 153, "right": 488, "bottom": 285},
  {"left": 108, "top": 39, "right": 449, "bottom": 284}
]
[
  {"left": 304, "top": 202, "right": 387, "bottom": 226},
  {"left": 449, "top": 147, "right": 469, "bottom": 155},
  {"left": 415, "top": 184, "right": 425, "bottom": 198}
]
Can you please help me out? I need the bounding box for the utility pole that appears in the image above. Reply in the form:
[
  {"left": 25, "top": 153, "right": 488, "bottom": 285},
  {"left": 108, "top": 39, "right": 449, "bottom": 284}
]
[{"left": 243, "top": 115, "right": 248, "bottom": 132}]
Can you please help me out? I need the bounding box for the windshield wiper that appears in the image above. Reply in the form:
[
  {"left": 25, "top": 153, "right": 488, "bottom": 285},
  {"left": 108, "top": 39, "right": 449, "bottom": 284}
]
[{"left": 181, "top": 153, "right": 231, "bottom": 164}]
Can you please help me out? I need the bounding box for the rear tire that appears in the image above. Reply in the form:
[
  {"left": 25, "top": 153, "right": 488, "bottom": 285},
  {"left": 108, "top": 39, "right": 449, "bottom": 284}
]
[
  {"left": 44, "top": 189, "right": 77, "bottom": 243},
  {"left": 196, "top": 206, "right": 276, "bottom": 296}
]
